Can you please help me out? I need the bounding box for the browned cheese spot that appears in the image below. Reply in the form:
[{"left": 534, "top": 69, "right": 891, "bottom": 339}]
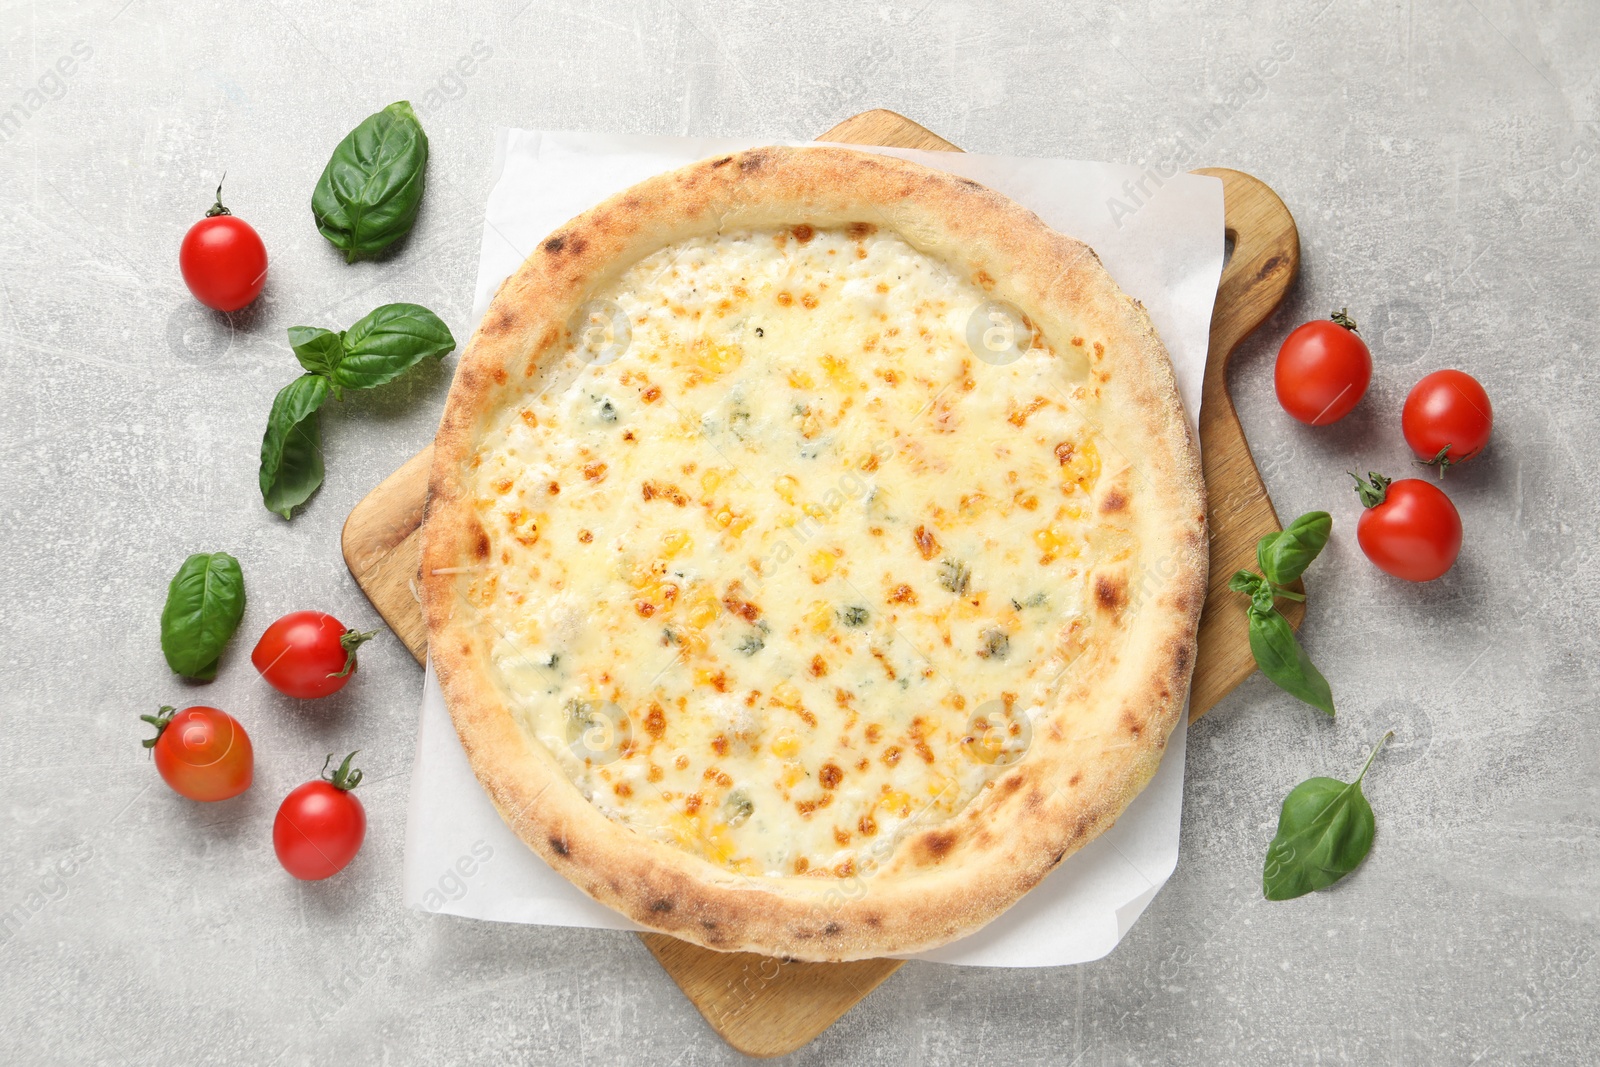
[
  {"left": 644, "top": 702, "right": 667, "bottom": 740},
  {"left": 1009, "top": 396, "right": 1048, "bottom": 427},
  {"left": 642, "top": 481, "right": 688, "bottom": 505},
  {"left": 913, "top": 525, "right": 940, "bottom": 561},
  {"left": 721, "top": 585, "right": 761, "bottom": 622},
  {"left": 888, "top": 583, "right": 918, "bottom": 605}
]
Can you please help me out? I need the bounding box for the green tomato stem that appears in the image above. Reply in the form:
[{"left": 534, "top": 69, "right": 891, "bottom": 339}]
[
  {"left": 1350, "top": 471, "right": 1392, "bottom": 509},
  {"left": 140, "top": 705, "right": 177, "bottom": 750},
  {"left": 1420, "top": 445, "right": 1455, "bottom": 478},
  {"left": 205, "top": 173, "right": 232, "bottom": 217},
  {"left": 321, "top": 751, "right": 364, "bottom": 791},
  {"left": 330, "top": 627, "right": 380, "bottom": 679}
]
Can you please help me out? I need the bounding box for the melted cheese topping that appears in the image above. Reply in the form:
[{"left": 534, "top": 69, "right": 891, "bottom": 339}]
[{"left": 467, "top": 225, "right": 1132, "bottom": 879}]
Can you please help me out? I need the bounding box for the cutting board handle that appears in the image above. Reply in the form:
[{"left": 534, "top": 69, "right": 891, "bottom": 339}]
[{"left": 1187, "top": 168, "right": 1303, "bottom": 719}]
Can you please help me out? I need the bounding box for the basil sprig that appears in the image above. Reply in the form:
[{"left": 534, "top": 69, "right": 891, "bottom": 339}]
[
  {"left": 325, "top": 302, "right": 455, "bottom": 391},
  {"left": 260, "top": 303, "right": 455, "bottom": 518},
  {"left": 312, "top": 101, "right": 429, "bottom": 262},
  {"left": 160, "top": 552, "right": 246, "bottom": 680},
  {"left": 1263, "top": 733, "right": 1391, "bottom": 900},
  {"left": 1230, "top": 511, "right": 1335, "bottom": 716}
]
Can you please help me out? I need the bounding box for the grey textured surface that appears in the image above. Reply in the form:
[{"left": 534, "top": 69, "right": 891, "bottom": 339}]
[{"left": 1, "top": 1, "right": 1596, "bottom": 1063}]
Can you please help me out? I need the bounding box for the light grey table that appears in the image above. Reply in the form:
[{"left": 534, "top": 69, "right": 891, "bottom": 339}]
[{"left": 2, "top": 2, "right": 1595, "bottom": 1063}]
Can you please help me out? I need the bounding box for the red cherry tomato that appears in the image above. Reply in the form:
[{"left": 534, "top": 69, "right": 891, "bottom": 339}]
[
  {"left": 1274, "top": 310, "right": 1373, "bottom": 425},
  {"left": 1351, "top": 472, "right": 1462, "bottom": 582},
  {"left": 273, "top": 753, "right": 367, "bottom": 881},
  {"left": 252, "top": 611, "right": 377, "bottom": 699},
  {"left": 1402, "top": 369, "right": 1493, "bottom": 473},
  {"left": 140, "top": 705, "right": 253, "bottom": 801},
  {"left": 179, "top": 180, "right": 268, "bottom": 312}
]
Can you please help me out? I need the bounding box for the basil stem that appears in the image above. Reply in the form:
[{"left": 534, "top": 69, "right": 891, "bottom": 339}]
[
  {"left": 331, "top": 303, "right": 455, "bottom": 390},
  {"left": 260, "top": 374, "right": 332, "bottom": 519},
  {"left": 159, "top": 552, "right": 246, "bottom": 680},
  {"left": 311, "top": 101, "right": 429, "bottom": 262},
  {"left": 1263, "top": 733, "right": 1391, "bottom": 900}
]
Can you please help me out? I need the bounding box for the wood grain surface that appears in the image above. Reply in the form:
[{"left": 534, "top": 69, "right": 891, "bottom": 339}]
[{"left": 339, "top": 108, "right": 1300, "bottom": 1057}]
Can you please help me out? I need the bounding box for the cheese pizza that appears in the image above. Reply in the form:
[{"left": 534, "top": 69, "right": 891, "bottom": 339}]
[{"left": 422, "top": 146, "right": 1206, "bottom": 961}]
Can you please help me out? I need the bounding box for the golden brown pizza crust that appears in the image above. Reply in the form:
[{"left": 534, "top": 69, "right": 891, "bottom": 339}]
[{"left": 421, "top": 146, "right": 1207, "bottom": 961}]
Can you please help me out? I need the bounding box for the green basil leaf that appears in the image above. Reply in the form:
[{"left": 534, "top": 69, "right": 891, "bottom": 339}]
[
  {"left": 311, "top": 101, "right": 429, "bottom": 262},
  {"left": 1228, "top": 570, "right": 1265, "bottom": 596},
  {"left": 1246, "top": 605, "right": 1335, "bottom": 716},
  {"left": 1257, "top": 511, "right": 1332, "bottom": 586},
  {"left": 260, "top": 374, "right": 332, "bottom": 519},
  {"left": 1263, "top": 735, "right": 1389, "bottom": 900},
  {"left": 159, "top": 552, "right": 246, "bottom": 680},
  {"left": 288, "top": 326, "right": 344, "bottom": 378},
  {"left": 331, "top": 303, "right": 455, "bottom": 391}
]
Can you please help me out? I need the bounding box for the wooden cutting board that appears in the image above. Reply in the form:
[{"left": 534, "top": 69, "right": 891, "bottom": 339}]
[{"left": 340, "top": 109, "right": 1301, "bottom": 1057}]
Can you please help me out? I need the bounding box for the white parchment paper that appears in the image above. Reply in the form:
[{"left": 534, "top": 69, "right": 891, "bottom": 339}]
[{"left": 404, "top": 130, "right": 1224, "bottom": 968}]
